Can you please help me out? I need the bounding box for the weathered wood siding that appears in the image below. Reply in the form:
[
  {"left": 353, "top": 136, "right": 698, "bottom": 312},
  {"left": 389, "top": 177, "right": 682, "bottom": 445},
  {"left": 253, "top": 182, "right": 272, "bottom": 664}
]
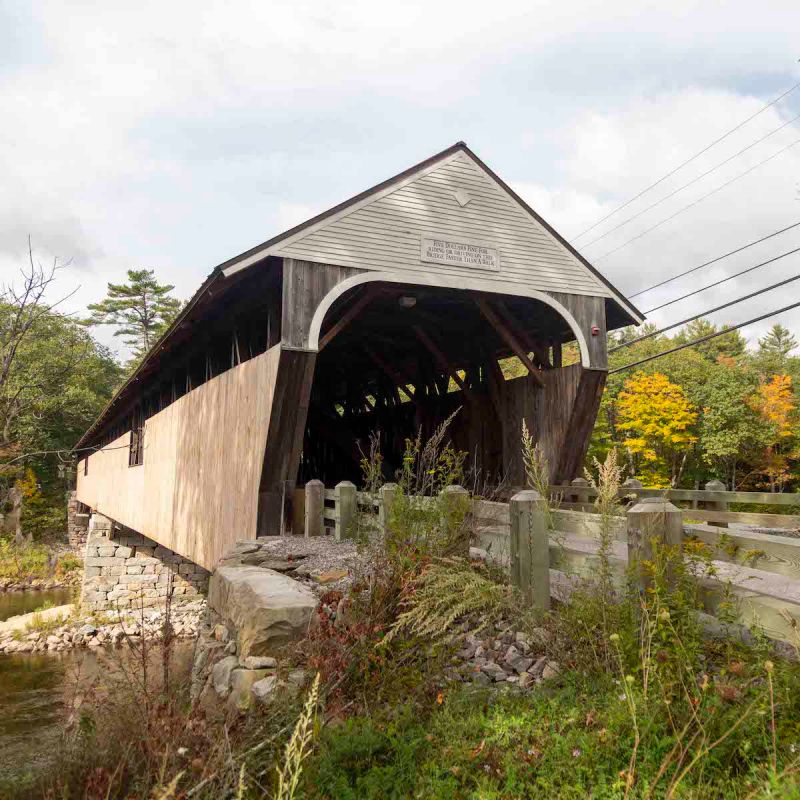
[
  {"left": 502, "top": 364, "right": 606, "bottom": 484},
  {"left": 76, "top": 345, "right": 281, "bottom": 570},
  {"left": 273, "top": 151, "right": 612, "bottom": 300}
]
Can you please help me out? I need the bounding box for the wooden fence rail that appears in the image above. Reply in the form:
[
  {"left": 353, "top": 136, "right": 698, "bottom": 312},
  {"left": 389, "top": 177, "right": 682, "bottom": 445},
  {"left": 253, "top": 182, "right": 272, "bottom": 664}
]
[
  {"left": 551, "top": 479, "right": 800, "bottom": 531},
  {"left": 300, "top": 478, "right": 800, "bottom": 643}
]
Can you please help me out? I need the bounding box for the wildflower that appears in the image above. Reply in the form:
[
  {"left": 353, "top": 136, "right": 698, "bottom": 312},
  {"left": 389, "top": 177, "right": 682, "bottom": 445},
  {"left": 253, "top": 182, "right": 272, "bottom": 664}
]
[
  {"left": 764, "top": 660, "right": 774, "bottom": 674},
  {"left": 609, "top": 633, "right": 620, "bottom": 643},
  {"left": 572, "top": 747, "right": 582, "bottom": 758},
  {"left": 658, "top": 608, "right": 670, "bottom": 621},
  {"left": 625, "top": 675, "right": 635, "bottom": 685}
]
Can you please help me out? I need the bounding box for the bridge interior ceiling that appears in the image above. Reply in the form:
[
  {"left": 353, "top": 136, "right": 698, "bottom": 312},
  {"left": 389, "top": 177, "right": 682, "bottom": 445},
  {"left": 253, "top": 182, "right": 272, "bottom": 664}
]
[{"left": 299, "top": 284, "right": 580, "bottom": 489}]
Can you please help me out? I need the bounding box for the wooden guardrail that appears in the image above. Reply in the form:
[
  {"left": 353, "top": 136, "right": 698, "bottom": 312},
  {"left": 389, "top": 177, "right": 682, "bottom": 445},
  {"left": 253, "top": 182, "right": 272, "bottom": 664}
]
[
  {"left": 298, "top": 479, "right": 800, "bottom": 642},
  {"left": 472, "top": 495, "right": 800, "bottom": 642},
  {"left": 550, "top": 479, "right": 800, "bottom": 531}
]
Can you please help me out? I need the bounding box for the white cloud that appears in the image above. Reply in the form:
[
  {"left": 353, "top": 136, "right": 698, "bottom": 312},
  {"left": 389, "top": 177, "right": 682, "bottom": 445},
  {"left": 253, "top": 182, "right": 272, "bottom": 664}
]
[
  {"left": 1, "top": 0, "right": 799, "bottom": 356},
  {"left": 514, "top": 89, "right": 800, "bottom": 350}
]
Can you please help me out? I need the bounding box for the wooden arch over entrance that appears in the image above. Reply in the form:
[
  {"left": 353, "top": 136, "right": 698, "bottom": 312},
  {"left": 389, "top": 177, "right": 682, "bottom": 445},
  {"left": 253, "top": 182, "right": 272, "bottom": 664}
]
[{"left": 254, "top": 257, "right": 614, "bottom": 536}]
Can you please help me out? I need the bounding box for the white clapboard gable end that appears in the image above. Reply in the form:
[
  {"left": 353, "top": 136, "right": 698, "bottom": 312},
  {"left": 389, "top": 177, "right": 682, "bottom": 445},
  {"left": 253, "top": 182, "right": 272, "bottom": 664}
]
[{"left": 221, "top": 143, "right": 642, "bottom": 324}]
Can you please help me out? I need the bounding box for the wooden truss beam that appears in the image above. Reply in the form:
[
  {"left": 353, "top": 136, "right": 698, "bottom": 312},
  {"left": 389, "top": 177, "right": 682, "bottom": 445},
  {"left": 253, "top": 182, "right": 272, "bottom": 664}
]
[
  {"left": 475, "top": 298, "right": 544, "bottom": 387},
  {"left": 318, "top": 287, "right": 376, "bottom": 351},
  {"left": 363, "top": 344, "right": 416, "bottom": 401},
  {"left": 412, "top": 325, "right": 470, "bottom": 395},
  {"left": 493, "top": 300, "right": 553, "bottom": 369}
]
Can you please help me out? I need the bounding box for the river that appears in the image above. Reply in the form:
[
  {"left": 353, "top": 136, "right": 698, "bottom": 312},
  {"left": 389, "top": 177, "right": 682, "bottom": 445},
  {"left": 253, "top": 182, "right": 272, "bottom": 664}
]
[
  {"left": 0, "top": 589, "right": 193, "bottom": 793},
  {"left": 0, "top": 588, "right": 73, "bottom": 621}
]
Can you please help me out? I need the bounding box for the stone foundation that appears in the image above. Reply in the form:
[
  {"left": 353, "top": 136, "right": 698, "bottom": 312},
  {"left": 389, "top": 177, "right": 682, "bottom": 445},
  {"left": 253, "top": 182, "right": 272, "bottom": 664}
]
[
  {"left": 81, "top": 513, "right": 209, "bottom": 611},
  {"left": 67, "top": 491, "right": 90, "bottom": 551}
]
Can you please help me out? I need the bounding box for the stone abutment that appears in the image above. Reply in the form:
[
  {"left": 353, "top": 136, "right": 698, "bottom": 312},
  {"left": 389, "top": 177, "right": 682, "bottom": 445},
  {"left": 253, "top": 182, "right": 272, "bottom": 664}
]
[{"left": 80, "top": 512, "right": 209, "bottom": 612}]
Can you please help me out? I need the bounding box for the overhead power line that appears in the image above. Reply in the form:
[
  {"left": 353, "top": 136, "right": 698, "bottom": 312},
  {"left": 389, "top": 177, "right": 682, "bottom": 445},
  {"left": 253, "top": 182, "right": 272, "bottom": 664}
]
[
  {"left": 610, "top": 272, "right": 800, "bottom": 352},
  {"left": 629, "top": 220, "right": 800, "bottom": 298},
  {"left": 574, "top": 79, "right": 800, "bottom": 240},
  {"left": 643, "top": 245, "right": 800, "bottom": 314},
  {"left": 581, "top": 112, "right": 800, "bottom": 249},
  {"left": 593, "top": 136, "right": 800, "bottom": 262},
  {"left": 609, "top": 297, "right": 800, "bottom": 374}
]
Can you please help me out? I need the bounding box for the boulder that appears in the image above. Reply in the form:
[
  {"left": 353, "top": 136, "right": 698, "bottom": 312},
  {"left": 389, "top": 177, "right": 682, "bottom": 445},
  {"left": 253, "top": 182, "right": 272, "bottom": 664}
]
[
  {"left": 252, "top": 675, "right": 279, "bottom": 703},
  {"left": 240, "top": 655, "right": 277, "bottom": 670},
  {"left": 230, "top": 667, "right": 272, "bottom": 706},
  {"left": 211, "top": 655, "right": 239, "bottom": 696},
  {"left": 541, "top": 660, "right": 561, "bottom": 681},
  {"left": 208, "top": 566, "right": 317, "bottom": 658}
]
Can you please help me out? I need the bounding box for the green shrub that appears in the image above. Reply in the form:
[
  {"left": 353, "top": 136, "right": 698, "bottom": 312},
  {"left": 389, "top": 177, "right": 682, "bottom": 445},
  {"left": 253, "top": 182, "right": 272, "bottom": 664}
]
[{"left": 0, "top": 537, "right": 50, "bottom": 580}]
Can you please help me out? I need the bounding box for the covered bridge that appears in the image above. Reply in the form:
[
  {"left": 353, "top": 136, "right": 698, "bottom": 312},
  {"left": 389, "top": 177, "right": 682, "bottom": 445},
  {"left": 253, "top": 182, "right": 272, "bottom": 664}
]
[{"left": 74, "top": 142, "right": 643, "bottom": 570}]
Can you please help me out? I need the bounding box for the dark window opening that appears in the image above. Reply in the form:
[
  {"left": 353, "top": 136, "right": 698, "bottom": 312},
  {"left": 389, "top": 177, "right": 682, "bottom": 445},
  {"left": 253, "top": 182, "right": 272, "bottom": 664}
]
[
  {"left": 84, "top": 456, "right": 88, "bottom": 476},
  {"left": 129, "top": 407, "right": 144, "bottom": 467}
]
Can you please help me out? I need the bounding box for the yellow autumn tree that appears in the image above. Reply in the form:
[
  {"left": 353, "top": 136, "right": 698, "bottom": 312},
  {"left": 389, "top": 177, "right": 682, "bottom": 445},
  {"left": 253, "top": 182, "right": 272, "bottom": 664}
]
[
  {"left": 617, "top": 371, "right": 698, "bottom": 487},
  {"left": 750, "top": 374, "right": 797, "bottom": 492}
]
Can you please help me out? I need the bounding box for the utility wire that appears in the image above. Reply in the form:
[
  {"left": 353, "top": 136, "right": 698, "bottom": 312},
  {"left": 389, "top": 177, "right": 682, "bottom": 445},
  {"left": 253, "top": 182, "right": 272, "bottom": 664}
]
[
  {"left": 610, "top": 272, "right": 800, "bottom": 352},
  {"left": 593, "top": 136, "right": 800, "bottom": 262},
  {"left": 629, "top": 220, "right": 800, "bottom": 298},
  {"left": 609, "top": 298, "right": 800, "bottom": 374},
  {"left": 0, "top": 442, "right": 131, "bottom": 469},
  {"left": 574, "top": 79, "right": 800, "bottom": 240},
  {"left": 582, "top": 112, "right": 800, "bottom": 249},
  {"left": 643, "top": 245, "right": 800, "bottom": 314}
]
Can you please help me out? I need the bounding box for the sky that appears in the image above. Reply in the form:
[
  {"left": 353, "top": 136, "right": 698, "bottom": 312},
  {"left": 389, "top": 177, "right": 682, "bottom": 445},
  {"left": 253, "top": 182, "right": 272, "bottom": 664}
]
[{"left": 1, "top": 0, "right": 799, "bottom": 360}]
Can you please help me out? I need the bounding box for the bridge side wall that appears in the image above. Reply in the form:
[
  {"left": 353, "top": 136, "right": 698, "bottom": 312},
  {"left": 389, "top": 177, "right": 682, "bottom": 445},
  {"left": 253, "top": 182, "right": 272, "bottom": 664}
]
[{"left": 76, "top": 344, "right": 282, "bottom": 570}]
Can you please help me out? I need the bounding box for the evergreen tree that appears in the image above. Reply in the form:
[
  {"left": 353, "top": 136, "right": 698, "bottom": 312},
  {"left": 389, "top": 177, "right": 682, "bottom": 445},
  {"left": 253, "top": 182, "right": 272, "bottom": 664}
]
[
  {"left": 758, "top": 324, "right": 798, "bottom": 358},
  {"left": 86, "top": 269, "right": 182, "bottom": 362}
]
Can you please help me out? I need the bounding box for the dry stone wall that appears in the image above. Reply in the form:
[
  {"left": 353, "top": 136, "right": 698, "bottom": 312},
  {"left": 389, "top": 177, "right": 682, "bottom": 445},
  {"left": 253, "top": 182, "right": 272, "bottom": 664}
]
[
  {"left": 81, "top": 512, "right": 209, "bottom": 611},
  {"left": 67, "top": 491, "right": 90, "bottom": 551}
]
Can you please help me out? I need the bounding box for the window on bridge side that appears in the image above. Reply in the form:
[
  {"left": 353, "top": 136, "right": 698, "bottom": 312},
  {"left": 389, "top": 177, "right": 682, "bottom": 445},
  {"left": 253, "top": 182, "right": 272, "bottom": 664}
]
[{"left": 129, "top": 407, "right": 144, "bottom": 467}]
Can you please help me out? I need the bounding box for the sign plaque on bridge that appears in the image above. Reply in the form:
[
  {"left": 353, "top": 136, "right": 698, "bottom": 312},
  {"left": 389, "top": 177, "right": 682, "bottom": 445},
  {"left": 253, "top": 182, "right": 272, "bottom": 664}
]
[{"left": 420, "top": 236, "right": 500, "bottom": 271}]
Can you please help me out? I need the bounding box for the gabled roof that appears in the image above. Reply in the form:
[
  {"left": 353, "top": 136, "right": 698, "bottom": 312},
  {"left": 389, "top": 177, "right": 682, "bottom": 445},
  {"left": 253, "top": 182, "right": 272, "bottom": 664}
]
[
  {"left": 75, "top": 142, "right": 643, "bottom": 451},
  {"left": 219, "top": 141, "right": 644, "bottom": 324}
]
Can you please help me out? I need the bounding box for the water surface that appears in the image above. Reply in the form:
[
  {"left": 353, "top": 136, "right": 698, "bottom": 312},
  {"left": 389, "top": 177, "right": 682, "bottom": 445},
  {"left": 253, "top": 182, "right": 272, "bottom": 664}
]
[
  {"left": 0, "top": 591, "right": 193, "bottom": 792},
  {"left": 0, "top": 588, "right": 74, "bottom": 622}
]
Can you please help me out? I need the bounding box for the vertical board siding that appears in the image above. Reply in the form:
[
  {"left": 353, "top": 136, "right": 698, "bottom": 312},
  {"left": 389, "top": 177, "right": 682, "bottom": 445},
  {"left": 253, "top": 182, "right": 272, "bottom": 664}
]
[
  {"left": 76, "top": 345, "right": 281, "bottom": 570},
  {"left": 275, "top": 152, "right": 612, "bottom": 299}
]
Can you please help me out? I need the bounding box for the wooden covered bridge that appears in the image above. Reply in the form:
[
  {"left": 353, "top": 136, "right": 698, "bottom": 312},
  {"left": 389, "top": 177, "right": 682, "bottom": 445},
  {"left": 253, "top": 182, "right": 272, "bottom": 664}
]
[{"left": 74, "top": 142, "right": 644, "bottom": 570}]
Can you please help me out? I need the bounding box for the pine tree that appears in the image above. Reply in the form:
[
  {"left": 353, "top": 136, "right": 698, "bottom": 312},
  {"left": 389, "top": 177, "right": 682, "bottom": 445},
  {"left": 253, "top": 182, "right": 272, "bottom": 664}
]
[
  {"left": 86, "top": 269, "right": 182, "bottom": 362},
  {"left": 758, "top": 324, "right": 798, "bottom": 358}
]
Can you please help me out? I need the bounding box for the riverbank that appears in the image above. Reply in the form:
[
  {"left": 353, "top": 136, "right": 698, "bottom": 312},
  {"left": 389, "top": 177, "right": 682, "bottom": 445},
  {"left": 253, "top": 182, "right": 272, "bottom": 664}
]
[
  {"left": 0, "top": 599, "right": 205, "bottom": 655},
  {"left": 0, "top": 538, "right": 83, "bottom": 594},
  {"left": 0, "top": 573, "right": 81, "bottom": 593}
]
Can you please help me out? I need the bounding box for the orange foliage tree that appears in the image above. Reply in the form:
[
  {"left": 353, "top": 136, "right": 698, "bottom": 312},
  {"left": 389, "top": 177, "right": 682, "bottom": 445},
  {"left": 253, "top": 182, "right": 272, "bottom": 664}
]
[{"left": 750, "top": 374, "right": 797, "bottom": 492}]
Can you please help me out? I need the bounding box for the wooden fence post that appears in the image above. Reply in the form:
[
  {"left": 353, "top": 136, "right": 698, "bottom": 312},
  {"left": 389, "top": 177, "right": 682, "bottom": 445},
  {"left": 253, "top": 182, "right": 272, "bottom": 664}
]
[
  {"left": 509, "top": 489, "right": 550, "bottom": 612},
  {"left": 304, "top": 479, "right": 324, "bottom": 538},
  {"left": 570, "top": 476, "right": 591, "bottom": 508},
  {"left": 704, "top": 479, "right": 728, "bottom": 529},
  {"left": 379, "top": 483, "right": 397, "bottom": 534},
  {"left": 441, "top": 484, "right": 470, "bottom": 556},
  {"left": 626, "top": 496, "right": 683, "bottom": 593},
  {"left": 334, "top": 481, "right": 356, "bottom": 541}
]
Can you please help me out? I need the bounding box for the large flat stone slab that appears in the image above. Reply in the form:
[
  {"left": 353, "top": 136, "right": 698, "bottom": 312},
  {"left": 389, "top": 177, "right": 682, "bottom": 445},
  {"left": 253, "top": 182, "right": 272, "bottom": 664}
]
[
  {"left": 0, "top": 604, "right": 74, "bottom": 634},
  {"left": 207, "top": 565, "right": 317, "bottom": 658}
]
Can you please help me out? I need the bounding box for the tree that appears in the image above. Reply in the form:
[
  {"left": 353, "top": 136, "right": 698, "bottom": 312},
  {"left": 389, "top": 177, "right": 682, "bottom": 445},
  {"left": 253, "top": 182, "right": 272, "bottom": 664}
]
[
  {"left": 749, "top": 374, "right": 797, "bottom": 492},
  {"left": 86, "top": 269, "right": 182, "bottom": 363},
  {"left": 758, "top": 324, "right": 798, "bottom": 358},
  {"left": 0, "top": 243, "right": 74, "bottom": 452},
  {"left": 617, "top": 371, "right": 698, "bottom": 487},
  {"left": 673, "top": 319, "right": 746, "bottom": 362},
  {"left": 695, "top": 362, "right": 762, "bottom": 488}
]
